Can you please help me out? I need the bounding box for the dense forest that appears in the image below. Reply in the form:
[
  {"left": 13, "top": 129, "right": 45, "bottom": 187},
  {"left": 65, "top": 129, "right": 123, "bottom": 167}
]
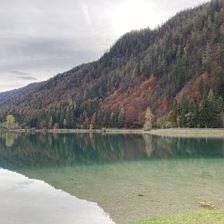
[{"left": 0, "top": 0, "right": 224, "bottom": 129}]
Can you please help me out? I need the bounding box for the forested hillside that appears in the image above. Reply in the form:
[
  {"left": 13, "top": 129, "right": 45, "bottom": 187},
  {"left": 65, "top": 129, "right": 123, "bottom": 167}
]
[
  {"left": 0, "top": 0, "right": 224, "bottom": 129},
  {"left": 0, "top": 83, "right": 40, "bottom": 105}
]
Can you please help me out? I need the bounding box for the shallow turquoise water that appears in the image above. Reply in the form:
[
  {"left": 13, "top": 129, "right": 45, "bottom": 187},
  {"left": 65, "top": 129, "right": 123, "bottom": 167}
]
[{"left": 0, "top": 133, "right": 224, "bottom": 223}]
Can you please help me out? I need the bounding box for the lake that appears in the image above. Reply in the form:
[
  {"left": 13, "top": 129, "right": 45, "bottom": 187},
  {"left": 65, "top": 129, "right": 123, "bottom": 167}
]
[{"left": 0, "top": 132, "right": 224, "bottom": 224}]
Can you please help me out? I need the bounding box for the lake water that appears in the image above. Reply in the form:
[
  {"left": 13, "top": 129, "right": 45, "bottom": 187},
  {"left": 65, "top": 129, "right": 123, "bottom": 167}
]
[{"left": 0, "top": 132, "right": 224, "bottom": 224}]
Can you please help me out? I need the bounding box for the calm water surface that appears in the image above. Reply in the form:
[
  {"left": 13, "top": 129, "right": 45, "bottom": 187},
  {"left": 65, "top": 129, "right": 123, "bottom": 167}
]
[
  {"left": 0, "top": 132, "right": 224, "bottom": 224},
  {"left": 0, "top": 169, "right": 114, "bottom": 224}
]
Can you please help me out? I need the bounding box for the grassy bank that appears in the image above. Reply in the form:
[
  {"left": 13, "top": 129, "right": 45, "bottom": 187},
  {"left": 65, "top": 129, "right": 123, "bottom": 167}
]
[
  {"left": 101, "top": 128, "right": 224, "bottom": 138},
  {"left": 150, "top": 128, "right": 224, "bottom": 138},
  {"left": 3, "top": 128, "right": 224, "bottom": 138},
  {"left": 132, "top": 210, "right": 224, "bottom": 224}
]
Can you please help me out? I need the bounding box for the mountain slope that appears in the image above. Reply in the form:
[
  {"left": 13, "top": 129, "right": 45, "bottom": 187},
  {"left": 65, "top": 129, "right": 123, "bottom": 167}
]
[
  {"left": 0, "top": 83, "right": 40, "bottom": 105},
  {"left": 0, "top": 0, "right": 224, "bottom": 129}
]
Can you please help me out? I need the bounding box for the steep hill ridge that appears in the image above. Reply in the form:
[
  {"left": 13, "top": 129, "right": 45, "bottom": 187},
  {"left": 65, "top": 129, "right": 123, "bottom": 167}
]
[{"left": 0, "top": 83, "right": 40, "bottom": 105}]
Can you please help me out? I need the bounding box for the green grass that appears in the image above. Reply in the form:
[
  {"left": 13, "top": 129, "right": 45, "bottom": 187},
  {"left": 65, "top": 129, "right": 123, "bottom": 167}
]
[
  {"left": 150, "top": 128, "right": 224, "bottom": 138},
  {"left": 132, "top": 210, "right": 224, "bottom": 224}
]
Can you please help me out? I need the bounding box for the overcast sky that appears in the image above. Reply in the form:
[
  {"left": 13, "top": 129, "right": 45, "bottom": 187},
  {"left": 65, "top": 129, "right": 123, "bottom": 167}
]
[{"left": 0, "top": 0, "right": 208, "bottom": 92}]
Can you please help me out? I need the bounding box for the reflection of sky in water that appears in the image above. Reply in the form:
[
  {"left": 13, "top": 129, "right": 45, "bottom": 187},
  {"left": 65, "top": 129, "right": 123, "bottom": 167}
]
[{"left": 0, "top": 169, "right": 115, "bottom": 224}]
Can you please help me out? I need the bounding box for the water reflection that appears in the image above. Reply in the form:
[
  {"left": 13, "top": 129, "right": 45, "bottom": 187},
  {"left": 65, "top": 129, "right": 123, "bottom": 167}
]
[
  {"left": 5, "top": 133, "right": 16, "bottom": 148},
  {"left": 0, "top": 169, "right": 114, "bottom": 224},
  {"left": 0, "top": 133, "right": 224, "bottom": 224},
  {"left": 0, "top": 132, "right": 223, "bottom": 169}
]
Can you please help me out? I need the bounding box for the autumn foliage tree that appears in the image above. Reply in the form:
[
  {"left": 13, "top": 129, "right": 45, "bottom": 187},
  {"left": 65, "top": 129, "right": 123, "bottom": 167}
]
[{"left": 144, "top": 107, "right": 154, "bottom": 131}]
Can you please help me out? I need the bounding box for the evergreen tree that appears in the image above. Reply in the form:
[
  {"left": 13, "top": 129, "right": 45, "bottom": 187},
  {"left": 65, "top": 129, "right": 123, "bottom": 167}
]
[
  {"left": 48, "top": 116, "right": 53, "bottom": 129},
  {"left": 118, "top": 108, "right": 125, "bottom": 128}
]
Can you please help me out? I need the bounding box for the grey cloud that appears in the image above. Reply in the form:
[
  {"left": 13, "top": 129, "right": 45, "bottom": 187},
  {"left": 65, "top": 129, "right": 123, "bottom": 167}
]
[
  {"left": 11, "top": 71, "right": 38, "bottom": 81},
  {"left": 17, "top": 76, "right": 37, "bottom": 81}
]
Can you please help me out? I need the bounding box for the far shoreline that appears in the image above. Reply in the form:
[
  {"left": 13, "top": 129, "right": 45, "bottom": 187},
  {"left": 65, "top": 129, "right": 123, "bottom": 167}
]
[{"left": 3, "top": 128, "right": 224, "bottom": 138}]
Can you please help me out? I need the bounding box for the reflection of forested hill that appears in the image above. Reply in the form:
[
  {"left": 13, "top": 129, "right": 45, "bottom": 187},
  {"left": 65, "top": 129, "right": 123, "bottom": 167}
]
[
  {"left": 0, "top": 133, "right": 147, "bottom": 169},
  {"left": 0, "top": 133, "right": 223, "bottom": 169}
]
